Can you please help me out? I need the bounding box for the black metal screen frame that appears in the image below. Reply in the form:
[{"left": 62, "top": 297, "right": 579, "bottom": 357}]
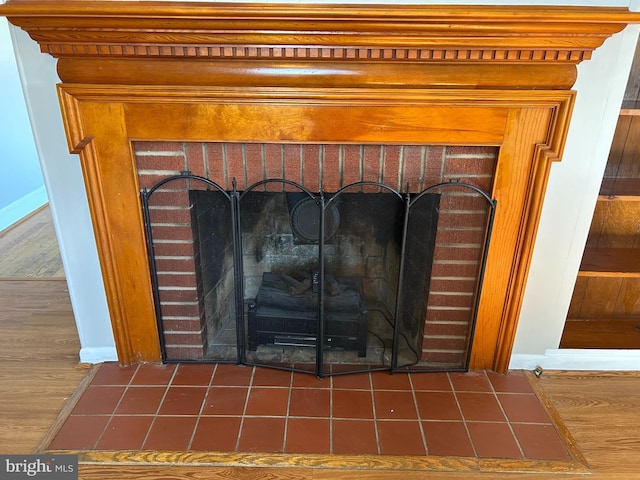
[{"left": 142, "top": 173, "right": 497, "bottom": 376}]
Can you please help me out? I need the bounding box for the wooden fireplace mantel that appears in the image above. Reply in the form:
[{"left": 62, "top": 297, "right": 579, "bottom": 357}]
[
  {"left": 2, "top": 1, "right": 639, "bottom": 89},
  {"left": 2, "top": 1, "right": 639, "bottom": 371}
]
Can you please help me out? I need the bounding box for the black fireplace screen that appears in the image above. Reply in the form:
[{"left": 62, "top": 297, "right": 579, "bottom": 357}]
[{"left": 142, "top": 175, "right": 496, "bottom": 377}]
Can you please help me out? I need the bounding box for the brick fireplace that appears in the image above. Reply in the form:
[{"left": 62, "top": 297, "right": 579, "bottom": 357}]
[
  {"left": 138, "top": 141, "right": 496, "bottom": 372},
  {"left": 3, "top": 1, "right": 638, "bottom": 372}
]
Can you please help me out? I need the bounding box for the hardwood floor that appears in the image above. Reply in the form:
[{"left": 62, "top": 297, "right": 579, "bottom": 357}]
[
  {"left": 0, "top": 205, "right": 65, "bottom": 278},
  {"left": 0, "top": 280, "right": 87, "bottom": 454},
  {"left": 1, "top": 208, "right": 640, "bottom": 479},
  {"left": 0, "top": 206, "right": 84, "bottom": 454}
]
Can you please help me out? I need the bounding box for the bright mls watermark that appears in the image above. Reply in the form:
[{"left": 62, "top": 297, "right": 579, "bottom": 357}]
[{"left": 0, "top": 455, "right": 77, "bottom": 479}]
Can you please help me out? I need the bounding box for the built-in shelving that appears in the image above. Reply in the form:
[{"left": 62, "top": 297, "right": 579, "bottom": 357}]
[
  {"left": 561, "top": 37, "right": 640, "bottom": 350},
  {"left": 620, "top": 100, "right": 640, "bottom": 115},
  {"left": 578, "top": 248, "right": 640, "bottom": 277},
  {"left": 599, "top": 178, "right": 640, "bottom": 200}
]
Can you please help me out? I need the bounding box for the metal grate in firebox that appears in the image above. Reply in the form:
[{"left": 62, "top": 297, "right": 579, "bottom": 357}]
[{"left": 142, "top": 175, "right": 496, "bottom": 377}]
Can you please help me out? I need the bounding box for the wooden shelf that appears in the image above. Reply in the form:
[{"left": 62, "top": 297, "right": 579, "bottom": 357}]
[
  {"left": 563, "top": 37, "right": 640, "bottom": 350},
  {"left": 599, "top": 178, "right": 640, "bottom": 200},
  {"left": 620, "top": 100, "right": 640, "bottom": 115},
  {"left": 578, "top": 247, "right": 640, "bottom": 277},
  {"left": 561, "top": 318, "right": 640, "bottom": 349}
]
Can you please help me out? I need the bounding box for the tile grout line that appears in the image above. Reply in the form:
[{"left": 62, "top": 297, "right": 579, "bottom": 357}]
[
  {"left": 185, "top": 363, "right": 218, "bottom": 451},
  {"left": 281, "top": 370, "right": 294, "bottom": 453},
  {"left": 90, "top": 363, "right": 140, "bottom": 450},
  {"left": 408, "top": 373, "right": 429, "bottom": 456},
  {"left": 234, "top": 365, "right": 256, "bottom": 452},
  {"left": 368, "top": 371, "right": 381, "bottom": 455},
  {"left": 487, "top": 371, "right": 526, "bottom": 459},
  {"left": 329, "top": 374, "right": 334, "bottom": 455},
  {"left": 140, "top": 364, "right": 179, "bottom": 449},
  {"left": 449, "top": 372, "right": 478, "bottom": 458}
]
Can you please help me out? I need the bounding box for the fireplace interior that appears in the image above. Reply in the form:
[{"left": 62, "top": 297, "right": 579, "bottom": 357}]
[{"left": 139, "top": 142, "right": 496, "bottom": 375}]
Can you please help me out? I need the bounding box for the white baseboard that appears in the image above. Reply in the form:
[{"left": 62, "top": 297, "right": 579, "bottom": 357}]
[
  {"left": 79, "top": 346, "right": 119, "bottom": 364},
  {"left": 0, "top": 186, "right": 48, "bottom": 232},
  {"left": 510, "top": 349, "right": 640, "bottom": 371}
]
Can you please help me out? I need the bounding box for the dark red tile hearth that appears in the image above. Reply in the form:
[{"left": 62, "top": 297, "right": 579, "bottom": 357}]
[
  {"left": 377, "top": 420, "right": 426, "bottom": 456},
  {"left": 332, "top": 419, "right": 378, "bottom": 455},
  {"left": 158, "top": 386, "right": 207, "bottom": 415},
  {"left": 71, "top": 386, "right": 124, "bottom": 415},
  {"left": 238, "top": 417, "right": 286, "bottom": 452},
  {"left": 415, "top": 391, "right": 462, "bottom": 421},
  {"left": 410, "top": 372, "right": 452, "bottom": 391},
  {"left": 286, "top": 418, "right": 330, "bottom": 454},
  {"left": 466, "top": 422, "right": 522, "bottom": 459},
  {"left": 288, "top": 388, "right": 331, "bottom": 418},
  {"left": 449, "top": 371, "right": 492, "bottom": 392},
  {"left": 49, "top": 415, "right": 110, "bottom": 450},
  {"left": 172, "top": 363, "right": 215, "bottom": 386},
  {"left": 374, "top": 390, "right": 418, "bottom": 419},
  {"left": 191, "top": 417, "right": 242, "bottom": 451},
  {"left": 498, "top": 393, "right": 553, "bottom": 424},
  {"left": 143, "top": 416, "right": 198, "bottom": 450},
  {"left": 371, "top": 370, "right": 412, "bottom": 390},
  {"left": 333, "top": 389, "right": 374, "bottom": 419},
  {"left": 512, "top": 423, "right": 571, "bottom": 461},
  {"left": 423, "top": 421, "right": 475, "bottom": 457},
  {"left": 332, "top": 371, "right": 370, "bottom": 390},
  {"left": 202, "top": 387, "right": 248, "bottom": 416},
  {"left": 252, "top": 367, "right": 292, "bottom": 387},
  {"left": 456, "top": 392, "right": 506, "bottom": 422},
  {"left": 211, "top": 364, "right": 253, "bottom": 386},
  {"left": 116, "top": 386, "right": 166, "bottom": 415},
  {"left": 244, "top": 387, "right": 289, "bottom": 417},
  {"left": 487, "top": 370, "right": 534, "bottom": 394},
  {"left": 131, "top": 363, "right": 176, "bottom": 385},
  {"left": 90, "top": 362, "right": 137, "bottom": 386},
  {"left": 47, "top": 363, "right": 574, "bottom": 466},
  {"left": 96, "top": 416, "right": 153, "bottom": 450},
  {"left": 292, "top": 371, "right": 331, "bottom": 389}
]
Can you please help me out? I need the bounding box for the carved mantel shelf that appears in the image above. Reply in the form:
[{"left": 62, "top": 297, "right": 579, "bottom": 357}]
[
  {"left": 2, "top": 1, "right": 639, "bottom": 371},
  {"left": 2, "top": 2, "right": 639, "bottom": 89}
]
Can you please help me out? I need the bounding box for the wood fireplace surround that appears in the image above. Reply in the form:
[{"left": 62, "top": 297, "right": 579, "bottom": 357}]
[{"left": 3, "top": 1, "right": 639, "bottom": 372}]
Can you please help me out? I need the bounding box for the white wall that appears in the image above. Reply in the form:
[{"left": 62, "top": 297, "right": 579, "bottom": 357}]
[
  {"left": 510, "top": 24, "right": 640, "bottom": 371},
  {"left": 9, "top": 24, "right": 116, "bottom": 363},
  {"left": 0, "top": 18, "right": 46, "bottom": 231},
  {"left": 6, "top": 0, "right": 640, "bottom": 368}
]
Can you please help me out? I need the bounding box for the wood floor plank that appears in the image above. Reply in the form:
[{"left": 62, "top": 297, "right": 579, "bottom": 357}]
[
  {"left": 77, "top": 466, "right": 314, "bottom": 480},
  {"left": 0, "top": 279, "right": 86, "bottom": 454},
  {"left": 0, "top": 205, "right": 65, "bottom": 278},
  {"left": 536, "top": 372, "right": 640, "bottom": 477}
]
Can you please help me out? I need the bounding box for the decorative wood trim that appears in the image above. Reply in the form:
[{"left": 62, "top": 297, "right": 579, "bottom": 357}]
[
  {"left": 2, "top": 2, "right": 638, "bottom": 370},
  {"left": 2, "top": 2, "right": 639, "bottom": 89},
  {"left": 34, "top": 364, "right": 99, "bottom": 455},
  {"left": 55, "top": 85, "right": 573, "bottom": 370},
  {"left": 523, "top": 370, "right": 590, "bottom": 471},
  {"left": 44, "top": 448, "right": 588, "bottom": 474},
  {"left": 55, "top": 59, "right": 579, "bottom": 90},
  {"left": 40, "top": 45, "right": 596, "bottom": 63}
]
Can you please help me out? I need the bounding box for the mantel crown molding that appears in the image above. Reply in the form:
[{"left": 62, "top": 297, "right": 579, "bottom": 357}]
[{"left": 1, "top": 1, "right": 639, "bottom": 66}]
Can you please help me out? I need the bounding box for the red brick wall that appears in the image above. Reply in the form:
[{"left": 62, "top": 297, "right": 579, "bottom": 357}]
[{"left": 135, "top": 142, "right": 496, "bottom": 363}]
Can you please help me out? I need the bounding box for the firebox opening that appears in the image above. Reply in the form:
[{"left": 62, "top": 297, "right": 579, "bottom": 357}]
[{"left": 185, "top": 186, "right": 441, "bottom": 371}]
